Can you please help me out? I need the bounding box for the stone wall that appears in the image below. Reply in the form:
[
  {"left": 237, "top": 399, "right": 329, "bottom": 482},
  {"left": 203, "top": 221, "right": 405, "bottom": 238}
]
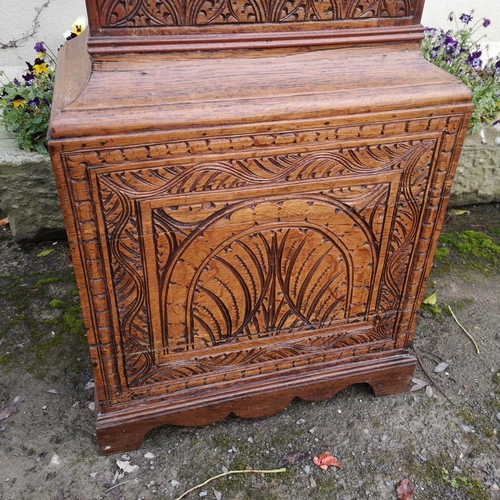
[
  {"left": 0, "top": 129, "right": 65, "bottom": 243},
  {"left": 450, "top": 126, "right": 500, "bottom": 207},
  {"left": 1, "top": 127, "right": 499, "bottom": 243}
]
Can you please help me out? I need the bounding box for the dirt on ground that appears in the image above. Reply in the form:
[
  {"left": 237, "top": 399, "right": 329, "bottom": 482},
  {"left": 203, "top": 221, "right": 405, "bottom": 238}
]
[{"left": 0, "top": 204, "right": 499, "bottom": 500}]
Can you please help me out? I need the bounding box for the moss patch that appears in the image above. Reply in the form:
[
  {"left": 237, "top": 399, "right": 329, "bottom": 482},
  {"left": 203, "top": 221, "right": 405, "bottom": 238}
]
[
  {"left": 36, "top": 277, "right": 59, "bottom": 287},
  {"left": 436, "top": 230, "right": 500, "bottom": 273},
  {"left": 48, "top": 299, "right": 66, "bottom": 309},
  {"left": 410, "top": 454, "right": 489, "bottom": 500},
  {"left": 433, "top": 246, "right": 450, "bottom": 262},
  {"left": 0, "top": 266, "right": 89, "bottom": 380}
]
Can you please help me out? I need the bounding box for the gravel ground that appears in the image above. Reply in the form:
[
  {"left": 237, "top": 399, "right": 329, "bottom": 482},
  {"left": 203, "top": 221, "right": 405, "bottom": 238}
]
[{"left": 0, "top": 204, "right": 499, "bottom": 500}]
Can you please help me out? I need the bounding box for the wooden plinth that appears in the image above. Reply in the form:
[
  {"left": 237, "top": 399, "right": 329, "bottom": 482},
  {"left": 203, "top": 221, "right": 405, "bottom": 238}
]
[
  {"left": 96, "top": 353, "right": 415, "bottom": 454},
  {"left": 48, "top": 1, "right": 472, "bottom": 453}
]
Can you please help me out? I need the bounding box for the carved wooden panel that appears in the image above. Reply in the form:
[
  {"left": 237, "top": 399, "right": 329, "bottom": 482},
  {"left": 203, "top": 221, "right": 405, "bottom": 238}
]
[
  {"left": 84, "top": 0, "right": 425, "bottom": 57},
  {"left": 97, "top": 0, "right": 417, "bottom": 27},
  {"left": 59, "top": 114, "right": 465, "bottom": 407}
]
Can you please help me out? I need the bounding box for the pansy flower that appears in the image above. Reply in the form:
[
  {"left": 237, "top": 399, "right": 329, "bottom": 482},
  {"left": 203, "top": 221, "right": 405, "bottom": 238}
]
[
  {"left": 33, "top": 58, "right": 50, "bottom": 76},
  {"left": 459, "top": 13, "right": 473, "bottom": 24},
  {"left": 63, "top": 30, "right": 78, "bottom": 41},
  {"left": 444, "top": 35, "right": 458, "bottom": 54},
  {"left": 430, "top": 46, "right": 440, "bottom": 59},
  {"left": 22, "top": 72, "right": 35, "bottom": 84},
  {"left": 34, "top": 42, "right": 46, "bottom": 58},
  {"left": 64, "top": 16, "right": 87, "bottom": 40},
  {"left": 12, "top": 95, "right": 26, "bottom": 109},
  {"left": 28, "top": 97, "right": 40, "bottom": 108},
  {"left": 466, "top": 51, "right": 483, "bottom": 69},
  {"left": 483, "top": 19, "right": 491, "bottom": 28},
  {"left": 72, "top": 16, "right": 87, "bottom": 35}
]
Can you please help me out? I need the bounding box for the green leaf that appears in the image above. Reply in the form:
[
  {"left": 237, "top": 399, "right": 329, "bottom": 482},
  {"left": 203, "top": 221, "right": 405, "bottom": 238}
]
[
  {"left": 37, "top": 248, "right": 55, "bottom": 257},
  {"left": 423, "top": 292, "right": 437, "bottom": 305}
]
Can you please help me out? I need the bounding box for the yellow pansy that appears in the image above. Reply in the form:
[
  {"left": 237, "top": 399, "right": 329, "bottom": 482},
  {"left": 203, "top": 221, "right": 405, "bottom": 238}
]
[
  {"left": 12, "top": 96, "right": 26, "bottom": 108},
  {"left": 72, "top": 16, "right": 87, "bottom": 36},
  {"left": 33, "top": 59, "right": 49, "bottom": 76}
]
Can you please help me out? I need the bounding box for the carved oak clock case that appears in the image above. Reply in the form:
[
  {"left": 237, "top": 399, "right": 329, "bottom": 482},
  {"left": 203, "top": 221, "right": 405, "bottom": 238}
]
[{"left": 48, "top": 0, "right": 472, "bottom": 453}]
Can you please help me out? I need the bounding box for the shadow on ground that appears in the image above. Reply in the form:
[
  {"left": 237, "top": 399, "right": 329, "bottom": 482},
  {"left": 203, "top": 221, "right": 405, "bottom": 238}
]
[{"left": 1, "top": 205, "right": 499, "bottom": 500}]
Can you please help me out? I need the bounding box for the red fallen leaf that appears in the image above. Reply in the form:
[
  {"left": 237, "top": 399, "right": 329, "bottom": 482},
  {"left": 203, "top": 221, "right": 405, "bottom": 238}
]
[
  {"left": 396, "top": 477, "right": 415, "bottom": 500},
  {"left": 313, "top": 452, "right": 342, "bottom": 471}
]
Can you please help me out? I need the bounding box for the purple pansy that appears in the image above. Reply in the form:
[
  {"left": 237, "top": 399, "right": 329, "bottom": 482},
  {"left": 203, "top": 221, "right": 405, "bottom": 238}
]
[
  {"left": 444, "top": 35, "right": 458, "bottom": 54},
  {"left": 430, "top": 46, "right": 440, "bottom": 59},
  {"left": 483, "top": 19, "right": 491, "bottom": 28},
  {"left": 459, "top": 13, "right": 473, "bottom": 24},
  {"left": 22, "top": 72, "right": 35, "bottom": 83},
  {"left": 28, "top": 97, "right": 40, "bottom": 107},
  {"left": 34, "top": 42, "right": 45, "bottom": 53},
  {"left": 466, "top": 51, "right": 483, "bottom": 69}
]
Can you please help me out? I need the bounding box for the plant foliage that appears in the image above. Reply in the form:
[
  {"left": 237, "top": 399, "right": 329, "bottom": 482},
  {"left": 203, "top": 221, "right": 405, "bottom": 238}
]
[
  {"left": 421, "top": 11, "right": 500, "bottom": 132},
  {"left": 0, "top": 43, "right": 55, "bottom": 154},
  {"left": 0, "top": 17, "right": 87, "bottom": 154}
]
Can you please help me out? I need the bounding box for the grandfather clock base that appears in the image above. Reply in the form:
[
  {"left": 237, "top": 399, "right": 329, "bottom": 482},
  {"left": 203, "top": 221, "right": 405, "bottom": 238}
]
[
  {"left": 97, "top": 353, "right": 414, "bottom": 454},
  {"left": 49, "top": 0, "right": 471, "bottom": 454}
]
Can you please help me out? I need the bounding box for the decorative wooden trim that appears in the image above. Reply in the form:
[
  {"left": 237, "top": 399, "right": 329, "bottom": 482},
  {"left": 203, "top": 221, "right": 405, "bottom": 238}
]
[
  {"left": 63, "top": 117, "right": 449, "bottom": 167},
  {"left": 84, "top": 0, "right": 425, "bottom": 53},
  {"left": 96, "top": 352, "right": 416, "bottom": 454},
  {"left": 86, "top": 0, "right": 424, "bottom": 32},
  {"left": 87, "top": 25, "right": 424, "bottom": 54}
]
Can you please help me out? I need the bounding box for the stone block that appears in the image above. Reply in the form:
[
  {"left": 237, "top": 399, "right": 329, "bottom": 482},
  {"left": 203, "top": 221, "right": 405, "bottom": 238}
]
[
  {"left": 0, "top": 129, "right": 65, "bottom": 243},
  {"left": 450, "top": 125, "right": 500, "bottom": 207}
]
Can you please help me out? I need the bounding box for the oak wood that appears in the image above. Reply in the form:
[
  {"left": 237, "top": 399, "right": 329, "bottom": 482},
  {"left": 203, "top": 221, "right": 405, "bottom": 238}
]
[
  {"left": 49, "top": 0, "right": 471, "bottom": 454},
  {"left": 84, "top": 0, "right": 426, "bottom": 54}
]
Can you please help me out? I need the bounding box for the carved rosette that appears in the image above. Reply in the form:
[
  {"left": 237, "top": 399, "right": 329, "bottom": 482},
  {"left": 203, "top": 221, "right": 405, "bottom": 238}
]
[{"left": 62, "top": 116, "right": 463, "bottom": 402}]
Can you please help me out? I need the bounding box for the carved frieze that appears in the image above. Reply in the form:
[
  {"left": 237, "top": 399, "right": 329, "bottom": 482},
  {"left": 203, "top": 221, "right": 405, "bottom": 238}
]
[{"left": 97, "top": 0, "right": 416, "bottom": 27}]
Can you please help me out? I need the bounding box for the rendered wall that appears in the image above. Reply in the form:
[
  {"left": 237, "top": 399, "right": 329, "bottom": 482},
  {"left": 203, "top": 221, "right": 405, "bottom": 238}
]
[
  {"left": 0, "top": 0, "right": 85, "bottom": 79},
  {"left": 1, "top": 0, "right": 500, "bottom": 78}
]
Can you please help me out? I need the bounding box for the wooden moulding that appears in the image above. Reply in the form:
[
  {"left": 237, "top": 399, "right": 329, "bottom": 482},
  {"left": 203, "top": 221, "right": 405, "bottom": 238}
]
[
  {"left": 47, "top": 0, "right": 472, "bottom": 454},
  {"left": 86, "top": 26, "right": 425, "bottom": 55}
]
